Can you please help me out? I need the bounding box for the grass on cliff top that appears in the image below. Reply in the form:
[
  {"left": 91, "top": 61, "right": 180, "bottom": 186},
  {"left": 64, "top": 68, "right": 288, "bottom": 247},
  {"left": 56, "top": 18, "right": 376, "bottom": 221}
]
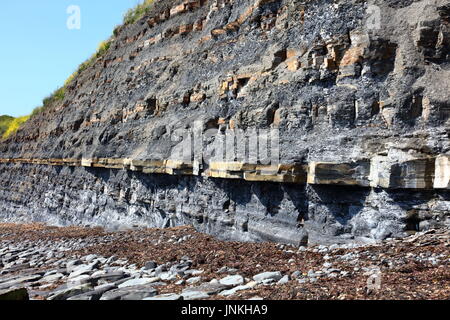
[
  {"left": 0, "top": 115, "right": 14, "bottom": 137},
  {"left": 5, "top": 1, "right": 155, "bottom": 138},
  {"left": 123, "top": 0, "right": 155, "bottom": 25},
  {"left": 1, "top": 116, "right": 30, "bottom": 139}
]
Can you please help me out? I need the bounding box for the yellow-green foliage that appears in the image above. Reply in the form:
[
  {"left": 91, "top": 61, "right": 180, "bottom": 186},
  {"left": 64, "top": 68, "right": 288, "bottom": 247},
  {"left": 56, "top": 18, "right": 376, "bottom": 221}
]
[
  {"left": 64, "top": 72, "right": 77, "bottom": 87},
  {"left": 63, "top": 39, "right": 113, "bottom": 89},
  {"left": 43, "top": 87, "right": 65, "bottom": 107},
  {"left": 2, "top": 116, "right": 30, "bottom": 139},
  {"left": 96, "top": 40, "right": 111, "bottom": 58},
  {"left": 0, "top": 115, "right": 14, "bottom": 137},
  {"left": 124, "top": 0, "right": 154, "bottom": 25}
]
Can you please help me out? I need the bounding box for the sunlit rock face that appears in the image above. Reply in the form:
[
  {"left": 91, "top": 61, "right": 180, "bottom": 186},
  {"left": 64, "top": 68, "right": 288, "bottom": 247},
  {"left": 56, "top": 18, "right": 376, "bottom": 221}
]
[{"left": 0, "top": 0, "right": 449, "bottom": 245}]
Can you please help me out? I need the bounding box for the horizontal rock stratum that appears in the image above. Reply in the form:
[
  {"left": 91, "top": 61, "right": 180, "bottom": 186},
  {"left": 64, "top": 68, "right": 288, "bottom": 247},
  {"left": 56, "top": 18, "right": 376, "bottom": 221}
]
[
  {"left": 0, "top": 0, "right": 449, "bottom": 245},
  {"left": 1, "top": 155, "right": 450, "bottom": 189}
]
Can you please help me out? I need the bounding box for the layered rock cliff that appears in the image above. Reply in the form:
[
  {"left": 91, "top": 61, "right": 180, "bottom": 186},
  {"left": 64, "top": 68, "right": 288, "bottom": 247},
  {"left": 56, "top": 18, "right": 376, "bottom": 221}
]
[{"left": 0, "top": 0, "right": 449, "bottom": 245}]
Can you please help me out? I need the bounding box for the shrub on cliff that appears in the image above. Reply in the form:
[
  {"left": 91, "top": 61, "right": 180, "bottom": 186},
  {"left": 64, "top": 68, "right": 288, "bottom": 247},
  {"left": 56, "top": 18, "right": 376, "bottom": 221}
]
[
  {"left": 124, "top": 0, "right": 154, "bottom": 25},
  {"left": 43, "top": 87, "right": 65, "bottom": 109},
  {"left": 0, "top": 115, "right": 14, "bottom": 137},
  {"left": 2, "top": 116, "right": 30, "bottom": 139},
  {"left": 29, "top": 86, "right": 66, "bottom": 118},
  {"left": 96, "top": 40, "right": 111, "bottom": 58}
]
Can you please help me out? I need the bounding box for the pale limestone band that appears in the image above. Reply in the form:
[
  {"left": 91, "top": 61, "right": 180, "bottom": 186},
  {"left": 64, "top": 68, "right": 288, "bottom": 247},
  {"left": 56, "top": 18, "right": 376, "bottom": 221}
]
[{"left": 1, "top": 156, "right": 449, "bottom": 189}]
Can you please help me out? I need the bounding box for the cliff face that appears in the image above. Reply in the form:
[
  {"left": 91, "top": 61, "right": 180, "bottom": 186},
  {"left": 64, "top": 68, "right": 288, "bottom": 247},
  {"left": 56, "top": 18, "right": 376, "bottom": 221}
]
[{"left": 0, "top": 0, "right": 449, "bottom": 245}]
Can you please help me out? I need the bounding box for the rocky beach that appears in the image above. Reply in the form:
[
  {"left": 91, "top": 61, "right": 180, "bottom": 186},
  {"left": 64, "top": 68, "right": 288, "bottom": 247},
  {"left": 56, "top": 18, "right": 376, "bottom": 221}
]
[{"left": 1, "top": 223, "right": 448, "bottom": 300}]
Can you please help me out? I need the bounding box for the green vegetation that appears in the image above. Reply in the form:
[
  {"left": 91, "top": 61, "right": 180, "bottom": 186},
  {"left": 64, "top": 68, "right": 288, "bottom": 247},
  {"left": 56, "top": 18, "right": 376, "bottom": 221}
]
[
  {"left": 29, "top": 86, "right": 66, "bottom": 118},
  {"left": 96, "top": 40, "right": 111, "bottom": 58},
  {"left": 0, "top": 115, "right": 14, "bottom": 137},
  {"left": 2, "top": 116, "right": 30, "bottom": 139},
  {"left": 123, "top": 0, "right": 155, "bottom": 25},
  {"left": 3, "top": 1, "right": 156, "bottom": 139}
]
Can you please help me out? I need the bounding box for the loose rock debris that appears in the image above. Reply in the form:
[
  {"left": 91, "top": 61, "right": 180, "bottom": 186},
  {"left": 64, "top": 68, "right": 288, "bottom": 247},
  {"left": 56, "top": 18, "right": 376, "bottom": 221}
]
[{"left": 0, "top": 223, "right": 448, "bottom": 300}]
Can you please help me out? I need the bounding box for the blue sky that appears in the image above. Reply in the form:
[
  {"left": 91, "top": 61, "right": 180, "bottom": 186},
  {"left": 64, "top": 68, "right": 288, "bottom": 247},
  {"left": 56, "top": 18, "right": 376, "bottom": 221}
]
[{"left": 0, "top": 1, "right": 141, "bottom": 117}]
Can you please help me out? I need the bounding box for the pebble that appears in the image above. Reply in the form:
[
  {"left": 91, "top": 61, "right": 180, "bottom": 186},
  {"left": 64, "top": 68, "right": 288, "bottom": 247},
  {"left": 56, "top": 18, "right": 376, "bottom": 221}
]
[
  {"left": 118, "top": 277, "right": 160, "bottom": 288},
  {"left": 253, "top": 271, "right": 283, "bottom": 283},
  {"left": 181, "top": 291, "right": 210, "bottom": 300},
  {"left": 143, "top": 261, "right": 157, "bottom": 270},
  {"left": 219, "top": 275, "right": 244, "bottom": 287},
  {"left": 47, "top": 284, "right": 93, "bottom": 300},
  {"left": 68, "top": 262, "right": 99, "bottom": 278},
  {"left": 186, "top": 277, "right": 202, "bottom": 285},
  {"left": 100, "top": 285, "right": 158, "bottom": 300},
  {"left": 84, "top": 254, "right": 98, "bottom": 263},
  {"left": 277, "top": 275, "right": 290, "bottom": 285},
  {"left": 67, "top": 274, "right": 92, "bottom": 286},
  {"left": 143, "top": 293, "right": 182, "bottom": 301},
  {"left": 41, "top": 273, "right": 65, "bottom": 283}
]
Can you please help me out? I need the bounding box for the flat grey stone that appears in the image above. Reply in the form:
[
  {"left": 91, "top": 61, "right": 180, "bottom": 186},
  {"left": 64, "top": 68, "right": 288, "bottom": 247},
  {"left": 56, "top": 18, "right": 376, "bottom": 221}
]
[
  {"left": 143, "top": 261, "right": 157, "bottom": 270},
  {"left": 47, "top": 284, "right": 93, "bottom": 300},
  {"left": 84, "top": 254, "right": 98, "bottom": 263},
  {"left": 181, "top": 291, "right": 210, "bottom": 300},
  {"left": 253, "top": 271, "right": 283, "bottom": 283},
  {"left": 91, "top": 271, "right": 126, "bottom": 283},
  {"left": 66, "top": 259, "right": 83, "bottom": 273},
  {"left": 159, "top": 272, "right": 177, "bottom": 281},
  {"left": 67, "top": 283, "right": 115, "bottom": 301},
  {"left": 68, "top": 261, "right": 99, "bottom": 278},
  {"left": 0, "top": 274, "right": 43, "bottom": 290},
  {"left": 67, "top": 274, "right": 92, "bottom": 286},
  {"left": 100, "top": 285, "right": 158, "bottom": 300},
  {"left": 277, "top": 275, "right": 290, "bottom": 284},
  {"left": 67, "top": 293, "right": 97, "bottom": 301},
  {"left": 143, "top": 293, "right": 183, "bottom": 300},
  {"left": 118, "top": 277, "right": 160, "bottom": 288},
  {"left": 170, "top": 262, "right": 191, "bottom": 274},
  {"left": 219, "top": 284, "right": 251, "bottom": 297},
  {"left": 219, "top": 275, "right": 244, "bottom": 287},
  {"left": 186, "top": 276, "right": 202, "bottom": 285},
  {"left": 183, "top": 283, "right": 228, "bottom": 295},
  {"left": 94, "top": 283, "right": 117, "bottom": 292},
  {"left": 184, "top": 269, "right": 203, "bottom": 276}
]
